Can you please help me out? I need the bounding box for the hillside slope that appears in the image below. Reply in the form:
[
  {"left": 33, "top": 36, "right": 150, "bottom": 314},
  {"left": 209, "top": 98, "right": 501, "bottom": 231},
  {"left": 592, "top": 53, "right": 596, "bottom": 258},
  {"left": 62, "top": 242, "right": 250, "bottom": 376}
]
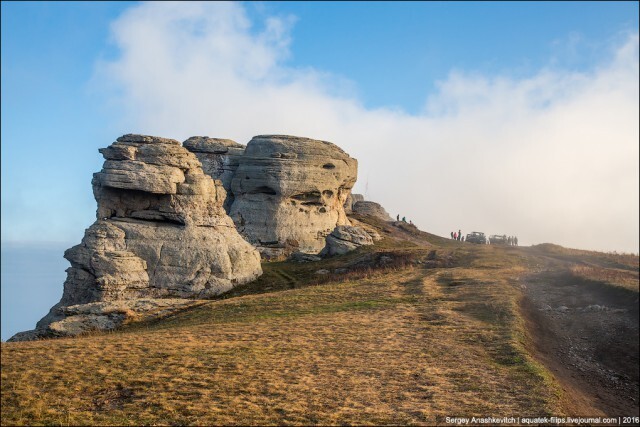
[{"left": 2, "top": 216, "right": 638, "bottom": 425}]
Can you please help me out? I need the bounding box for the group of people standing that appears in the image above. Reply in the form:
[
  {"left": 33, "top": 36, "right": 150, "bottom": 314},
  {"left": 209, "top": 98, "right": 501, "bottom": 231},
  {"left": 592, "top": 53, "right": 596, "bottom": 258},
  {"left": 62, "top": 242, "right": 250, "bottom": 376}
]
[
  {"left": 396, "top": 214, "right": 414, "bottom": 226},
  {"left": 449, "top": 231, "right": 519, "bottom": 246}
]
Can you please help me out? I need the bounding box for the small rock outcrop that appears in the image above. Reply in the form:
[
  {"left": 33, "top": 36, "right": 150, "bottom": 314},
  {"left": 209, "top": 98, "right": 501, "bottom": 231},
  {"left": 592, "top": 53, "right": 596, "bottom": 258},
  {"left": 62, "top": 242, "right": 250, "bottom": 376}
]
[
  {"left": 10, "top": 134, "right": 262, "bottom": 341},
  {"left": 352, "top": 200, "right": 393, "bottom": 222},
  {"left": 229, "top": 135, "right": 358, "bottom": 257}
]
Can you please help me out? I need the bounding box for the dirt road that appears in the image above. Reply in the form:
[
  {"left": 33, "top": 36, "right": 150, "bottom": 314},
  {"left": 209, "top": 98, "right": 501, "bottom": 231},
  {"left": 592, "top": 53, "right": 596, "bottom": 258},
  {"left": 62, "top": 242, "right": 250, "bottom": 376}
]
[{"left": 521, "top": 254, "right": 639, "bottom": 416}]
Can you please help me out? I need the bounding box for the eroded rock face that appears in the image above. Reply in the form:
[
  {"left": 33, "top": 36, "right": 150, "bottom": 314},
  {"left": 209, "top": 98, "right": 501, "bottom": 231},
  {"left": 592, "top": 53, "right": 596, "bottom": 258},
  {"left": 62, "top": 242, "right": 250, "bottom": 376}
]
[
  {"left": 229, "top": 135, "right": 358, "bottom": 256},
  {"left": 94, "top": 134, "right": 230, "bottom": 227},
  {"left": 62, "top": 221, "right": 150, "bottom": 303},
  {"left": 10, "top": 134, "right": 262, "bottom": 341}
]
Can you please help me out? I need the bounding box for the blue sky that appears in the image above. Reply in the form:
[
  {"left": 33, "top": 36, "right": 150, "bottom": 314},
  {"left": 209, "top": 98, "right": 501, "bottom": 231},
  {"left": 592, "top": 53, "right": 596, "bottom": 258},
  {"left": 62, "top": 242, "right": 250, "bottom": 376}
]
[
  {"left": 1, "top": 1, "right": 638, "bottom": 340},
  {"left": 260, "top": 1, "right": 638, "bottom": 112}
]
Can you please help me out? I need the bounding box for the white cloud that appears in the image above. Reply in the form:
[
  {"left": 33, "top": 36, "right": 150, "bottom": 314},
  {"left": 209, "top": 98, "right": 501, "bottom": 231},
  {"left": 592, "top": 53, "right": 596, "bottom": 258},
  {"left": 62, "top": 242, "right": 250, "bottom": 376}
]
[{"left": 95, "top": 1, "right": 639, "bottom": 253}]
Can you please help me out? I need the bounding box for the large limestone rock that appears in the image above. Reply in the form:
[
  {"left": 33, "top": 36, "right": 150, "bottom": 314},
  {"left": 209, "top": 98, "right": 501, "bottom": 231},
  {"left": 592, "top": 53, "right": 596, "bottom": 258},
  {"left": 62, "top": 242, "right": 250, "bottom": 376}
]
[
  {"left": 11, "top": 134, "right": 262, "bottom": 341},
  {"left": 183, "top": 136, "right": 245, "bottom": 211},
  {"left": 229, "top": 135, "right": 358, "bottom": 257}
]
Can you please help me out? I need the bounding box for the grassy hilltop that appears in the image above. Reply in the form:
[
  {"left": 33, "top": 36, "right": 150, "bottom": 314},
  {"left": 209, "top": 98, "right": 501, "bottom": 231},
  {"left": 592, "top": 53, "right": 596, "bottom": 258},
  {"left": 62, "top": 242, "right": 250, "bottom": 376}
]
[{"left": 2, "top": 215, "right": 638, "bottom": 425}]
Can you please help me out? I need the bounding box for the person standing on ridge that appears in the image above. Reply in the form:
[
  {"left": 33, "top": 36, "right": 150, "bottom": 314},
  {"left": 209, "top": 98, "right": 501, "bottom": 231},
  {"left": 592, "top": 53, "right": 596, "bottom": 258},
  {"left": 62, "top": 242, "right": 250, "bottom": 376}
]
[
  {"left": 397, "top": 214, "right": 399, "bottom": 221},
  {"left": 458, "top": 229, "right": 462, "bottom": 241},
  {"left": 453, "top": 231, "right": 458, "bottom": 240},
  {"left": 451, "top": 231, "right": 454, "bottom": 239}
]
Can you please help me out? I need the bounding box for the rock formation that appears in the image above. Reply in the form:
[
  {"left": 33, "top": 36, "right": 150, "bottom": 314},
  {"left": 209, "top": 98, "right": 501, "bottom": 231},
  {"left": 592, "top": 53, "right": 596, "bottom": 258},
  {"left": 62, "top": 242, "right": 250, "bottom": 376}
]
[
  {"left": 10, "top": 134, "right": 262, "bottom": 340},
  {"left": 228, "top": 135, "right": 358, "bottom": 257},
  {"left": 10, "top": 133, "right": 397, "bottom": 341}
]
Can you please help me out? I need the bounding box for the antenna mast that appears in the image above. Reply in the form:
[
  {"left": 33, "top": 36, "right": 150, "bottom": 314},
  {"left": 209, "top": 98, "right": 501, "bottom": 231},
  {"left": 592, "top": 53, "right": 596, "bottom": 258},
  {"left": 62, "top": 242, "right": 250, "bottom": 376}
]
[{"left": 364, "top": 173, "right": 369, "bottom": 199}]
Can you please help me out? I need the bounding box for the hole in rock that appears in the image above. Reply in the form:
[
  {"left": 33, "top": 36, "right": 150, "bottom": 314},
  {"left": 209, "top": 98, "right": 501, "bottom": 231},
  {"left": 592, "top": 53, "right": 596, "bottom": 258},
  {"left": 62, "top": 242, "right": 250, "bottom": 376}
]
[
  {"left": 292, "top": 191, "right": 321, "bottom": 202},
  {"left": 249, "top": 186, "right": 277, "bottom": 195}
]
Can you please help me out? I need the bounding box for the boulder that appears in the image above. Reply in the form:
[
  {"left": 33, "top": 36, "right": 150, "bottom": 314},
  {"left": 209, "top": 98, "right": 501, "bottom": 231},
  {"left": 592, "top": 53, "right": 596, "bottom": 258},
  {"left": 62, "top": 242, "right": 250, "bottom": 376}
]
[
  {"left": 229, "top": 135, "right": 358, "bottom": 256},
  {"left": 290, "top": 251, "right": 323, "bottom": 263},
  {"left": 321, "top": 225, "right": 375, "bottom": 256}
]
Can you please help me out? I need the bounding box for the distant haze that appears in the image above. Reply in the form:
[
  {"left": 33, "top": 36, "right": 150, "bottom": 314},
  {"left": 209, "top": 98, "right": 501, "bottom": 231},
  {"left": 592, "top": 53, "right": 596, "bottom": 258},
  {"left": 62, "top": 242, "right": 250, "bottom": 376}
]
[{"left": 1, "top": 242, "right": 68, "bottom": 340}]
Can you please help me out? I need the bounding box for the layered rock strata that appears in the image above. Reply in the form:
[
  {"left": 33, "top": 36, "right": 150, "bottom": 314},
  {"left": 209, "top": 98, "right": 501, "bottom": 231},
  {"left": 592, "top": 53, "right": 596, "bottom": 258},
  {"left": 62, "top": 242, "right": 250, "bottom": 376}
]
[
  {"left": 11, "top": 134, "right": 262, "bottom": 341},
  {"left": 229, "top": 135, "right": 358, "bottom": 257},
  {"left": 91, "top": 134, "right": 262, "bottom": 298}
]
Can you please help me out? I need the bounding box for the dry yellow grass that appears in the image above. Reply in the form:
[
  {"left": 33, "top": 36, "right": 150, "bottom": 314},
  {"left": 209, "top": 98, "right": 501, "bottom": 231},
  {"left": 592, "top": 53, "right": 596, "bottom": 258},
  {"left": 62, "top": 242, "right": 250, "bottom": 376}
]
[
  {"left": 569, "top": 265, "right": 639, "bottom": 292},
  {"left": 4, "top": 221, "right": 636, "bottom": 426},
  {"left": 2, "top": 258, "right": 560, "bottom": 426}
]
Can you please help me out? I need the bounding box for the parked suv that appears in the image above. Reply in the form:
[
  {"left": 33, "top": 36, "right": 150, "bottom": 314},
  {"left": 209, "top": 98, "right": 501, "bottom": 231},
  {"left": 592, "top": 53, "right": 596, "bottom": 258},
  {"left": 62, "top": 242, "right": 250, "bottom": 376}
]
[
  {"left": 489, "top": 234, "right": 508, "bottom": 245},
  {"left": 465, "top": 232, "right": 487, "bottom": 244}
]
